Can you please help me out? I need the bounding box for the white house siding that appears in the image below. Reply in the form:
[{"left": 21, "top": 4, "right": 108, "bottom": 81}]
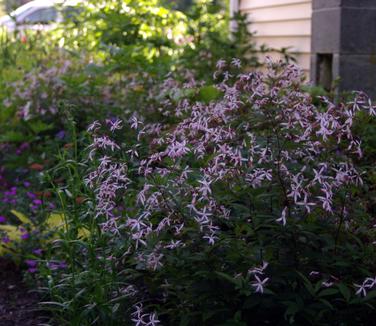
[{"left": 239, "top": 0, "right": 312, "bottom": 77}]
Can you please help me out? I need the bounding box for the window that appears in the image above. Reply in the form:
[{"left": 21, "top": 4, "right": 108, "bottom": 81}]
[
  {"left": 62, "top": 6, "right": 82, "bottom": 23},
  {"left": 23, "top": 7, "right": 57, "bottom": 24}
]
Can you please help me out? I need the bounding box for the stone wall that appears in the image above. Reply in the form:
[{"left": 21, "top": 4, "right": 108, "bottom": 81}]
[{"left": 311, "top": 0, "right": 376, "bottom": 96}]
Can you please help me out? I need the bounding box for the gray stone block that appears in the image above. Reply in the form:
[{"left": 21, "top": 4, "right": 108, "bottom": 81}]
[
  {"left": 311, "top": 0, "right": 376, "bottom": 97},
  {"left": 310, "top": 54, "right": 318, "bottom": 84},
  {"left": 313, "top": 0, "right": 376, "bottom": 9},
  {"left": 340, "top": 8, "right": 376, "bottom": 54},
  {"left": 313, "top": 0, "right": 341, "bottom": 10},
  {"left": 332, "top": 54, "right": 341, "bottom": 80},
  {"left": 341, "top": 0, "right": 376, "bottom": 8},
  {"left": 311, "top": 8, "right": 341, "bottom": 53},
  {"left": 337, "top": 55, "right": 376, "bottom": 96}
]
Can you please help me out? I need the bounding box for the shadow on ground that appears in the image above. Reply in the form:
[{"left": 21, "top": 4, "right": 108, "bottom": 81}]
[{"left": 0, "top": 258, "right": 50, "bottom": 326}]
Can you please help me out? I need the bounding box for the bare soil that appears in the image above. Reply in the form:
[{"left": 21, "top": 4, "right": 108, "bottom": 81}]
[{"left": 0, "top": 258, "right": 50, "bottom": 326}]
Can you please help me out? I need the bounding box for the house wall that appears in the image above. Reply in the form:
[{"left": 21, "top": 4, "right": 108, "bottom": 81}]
[{"left": 239, "top": 0, "right": 312, "bottom": 76}]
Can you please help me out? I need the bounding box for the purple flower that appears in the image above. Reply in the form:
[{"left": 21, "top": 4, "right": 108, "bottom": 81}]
[
  {"left": 32, "top": 248, "right": 43, "bottom": 256},
  {"left": 322, "top": 281, "right": 334, "bottom": 288},
  {"left": 106, "top": 118, "right": 123, "bottom": 132},
  {"left": 25, "top": 260, "right": 38, "bottom": 273},
  {"left": 276, "top": 207, "right": 287, "bottom": 226},
  {"left": 167, "top": 140, "right": 190, "bottom": 159},
  {"left": 203, "top": 233, "right": 218, "bottom": 245},
  {"left": 25, "top": 259, "right": 37, "bottom": 267},
  {"left": 20, "top": 229, "right": 30, "bottom": 240},
  {"left": 19, "top": 142, "right": 30, "bottom": 151},
  {"left": 309, "top": 271, "right": 320, "bottom": 277},
  {"left": 21, "top": 233, "right": 30, "bottom": 240},
  {"left": 55, "top": 130, "right": 66, "bottom": 140},
  {"left": 2, "top": 236, "right": 10, "bottom": 244},
  {"left": 251, "top": 275, "right": 269, "bottom": 294},
  {"left": 33, "top": 199, "right": 43, "bottom": 206},
  {"left": 47, "top": 262, "right": 59, "bottom": 270},
  {"left": 130, "top": 116, "right": 143, "bottom": 130},
  {"left": 87, "top": 120, "right": 101, "bottom": 132},
  {"left": 48, "top": 260, "right": 67, "bottom": 270},
  {"left": 23, "top": 181, "right": 31, "bottom": 188},
  {"left": 0, "top": 216, "right": 7, "bottom": 223},
  {"left": 15, "top": 143, "right": 29, "bottom": 155},
  {"left": 27, "top": 192, "right": 37, "bottom": 199},
  {"left": 131, "top": 304, "right": 160, "bottom": 326},
  {"left": 48, "top": 203, "right": 56, "bottom": 210}
]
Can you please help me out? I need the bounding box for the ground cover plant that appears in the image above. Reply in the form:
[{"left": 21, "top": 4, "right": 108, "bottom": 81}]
[{"left": 1, "top": 0, "right": 376, "bottom": 325}]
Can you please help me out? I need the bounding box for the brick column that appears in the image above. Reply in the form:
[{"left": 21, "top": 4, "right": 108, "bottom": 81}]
[{"left": 311, "top": 0, "right": 376, "bottom": 97}]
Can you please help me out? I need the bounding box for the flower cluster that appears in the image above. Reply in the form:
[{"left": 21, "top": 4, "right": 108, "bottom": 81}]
[
  {"left": 8, "top": 59, "right": 72, "bottom": 120},
  {"left": 354, "top": 276, "right": 376, "bottom": 297},
  {"left": 248, "top": 261, "right": 269, "bottom": 294},
  {"left": 85, "top": 120, "right": 131, "bottom": 232},
  {"left": 131, "top": 304, "right": 160, "bottom": 326},
  {"left": 128, "top": 58, "right": 368, "bottom": 253},
  {"left": 83, "top": 59, "right": 375, "bottom": 324}
]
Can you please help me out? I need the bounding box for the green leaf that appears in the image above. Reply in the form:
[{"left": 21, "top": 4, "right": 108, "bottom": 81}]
[
  {"left": 284, "top": 302, "right": 300, "bottom": 318},
  {"left": 337, "top": 283, "right": 351, "bottom": 302},
  {"left": 0, "top": 224, "right": 22, "bottom": 252},
  {"left": 0, "top": 131, "right": 29, "bottom": 142},
  {"left": 318, "top": 288, "right": 339, "bottom": 297},
  {"left": 46, "top": 213, "right": 66, "bottom": 230},
  {"left": 179, "top": 315, "right": 191, "bottom": 326},
  {"left": 214, "top": 271, "right": 240, "bottom": 286},
  {"left": 363, "top": 290, "right": 376, "bottom": 302},
  {"left": 296, "top": 271, "right": 315, "bottom": 296},
  {"left": 11, "top": 210, "right": 33, "bottom": 225},
  {"left": 198, "top": 85, "right": 221, "bottom": 103},
  {"left": 28, "top": 121, "right": 53, "bottom": 134},
  {"left": 318, "top": 298, "right": 334, "bottom": 310}
]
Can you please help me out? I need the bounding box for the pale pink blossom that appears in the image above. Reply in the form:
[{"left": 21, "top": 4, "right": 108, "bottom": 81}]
[
  {"left": 276, "top": 207, "right": 288, "bottom": 226},
  {"left": 251, "top": 275, "right": 269, "bottom": 294}
]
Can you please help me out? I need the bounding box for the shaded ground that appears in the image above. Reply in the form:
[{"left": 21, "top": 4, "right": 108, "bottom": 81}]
[{"left": 0, "top": 258, "right": 50, "bottom": 326}]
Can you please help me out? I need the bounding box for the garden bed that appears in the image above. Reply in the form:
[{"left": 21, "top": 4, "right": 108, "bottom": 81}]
[{"left": 1, "top": 0, "right": 376, "bottom": 324}]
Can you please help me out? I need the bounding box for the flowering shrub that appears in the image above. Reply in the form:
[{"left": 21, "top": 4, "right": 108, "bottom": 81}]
[
  {"left": 0, "top": 3, "right": 266, "bottom": 293},
  {"left": 36, "top": 60, "right": 376, "bottom": 325},
  {"left": 2, "top": 1, "right": 376, "bottom": 324}
]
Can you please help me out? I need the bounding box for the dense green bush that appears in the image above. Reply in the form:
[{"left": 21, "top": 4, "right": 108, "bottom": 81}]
[{"left": 0, "top": 0, "right": 266, "bottom": 138}]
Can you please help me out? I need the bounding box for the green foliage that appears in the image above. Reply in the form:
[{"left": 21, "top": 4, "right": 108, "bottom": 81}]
[
  {"left": 4, "top": 0, "right": 376, "bottom": 325},
  {"left": 177, "top": 3, "right": 261, "bottom": 79},
  {"left": 17, "top": 64, "right": 375, "bottom": 325},
  {"left": 56, "top": 0, "right": 187, "bottom": 74}
]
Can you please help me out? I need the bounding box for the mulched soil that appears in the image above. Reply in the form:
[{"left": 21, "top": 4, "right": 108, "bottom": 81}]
[{"left": 0, "top": 258, "right": 51, "bottom": 326}]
